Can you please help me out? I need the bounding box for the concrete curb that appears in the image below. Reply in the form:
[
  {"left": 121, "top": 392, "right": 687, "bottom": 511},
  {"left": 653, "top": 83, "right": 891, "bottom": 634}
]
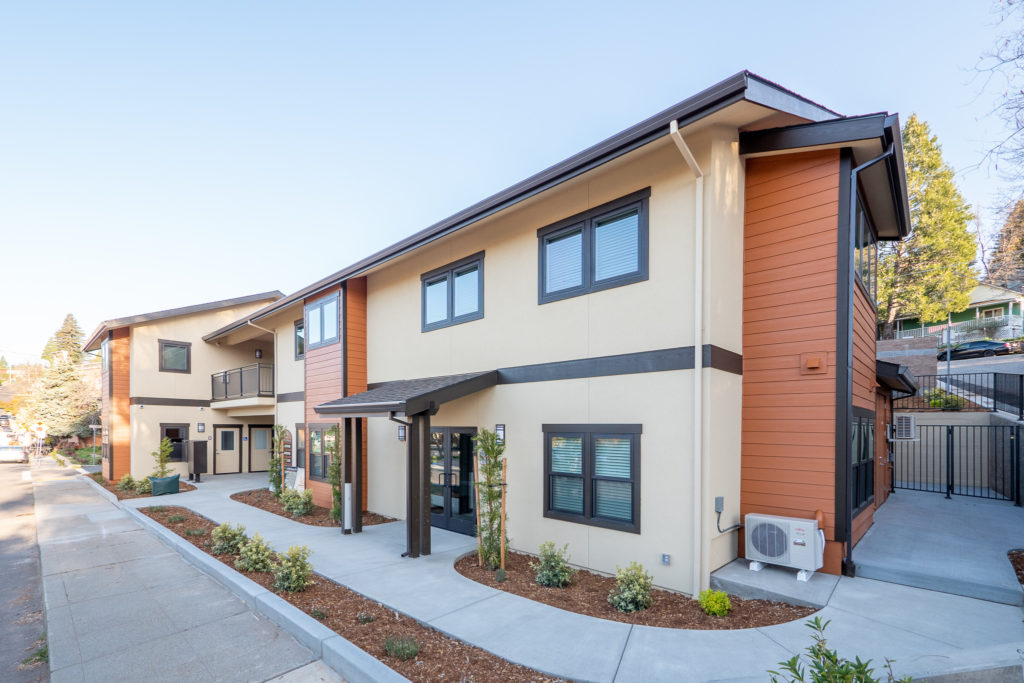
[
  {"left": 117, "top": 502, "right": 410, "bottom": 681},
  {"left": 81, "top": 472, "right": 120, "bottom": 505}
]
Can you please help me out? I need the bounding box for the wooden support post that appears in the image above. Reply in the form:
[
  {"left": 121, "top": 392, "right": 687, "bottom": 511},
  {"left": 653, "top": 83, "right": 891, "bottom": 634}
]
[
  {"left": 343, "top": 418, "right": 353, "bottom": 534},
  {"left": 353, "top": 418, "right": 363, "bottom": 533},
  {"left": 474, "top": 454, "right": 482, "bottom": 567},
  {"left": 406, "top": 416, "right": 421, "bottom": 558},
  {"left": 417, "top": 413, "right": 432, "bottom": 556},
  {"left": 500, "top": 459, "right": 507, "bottom": 571}
]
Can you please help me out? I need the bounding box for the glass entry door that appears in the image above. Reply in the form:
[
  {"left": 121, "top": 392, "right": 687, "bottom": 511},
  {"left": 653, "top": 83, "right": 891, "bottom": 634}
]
[{"left": 429, "top": 427, "right": 477, "bottom": 535}]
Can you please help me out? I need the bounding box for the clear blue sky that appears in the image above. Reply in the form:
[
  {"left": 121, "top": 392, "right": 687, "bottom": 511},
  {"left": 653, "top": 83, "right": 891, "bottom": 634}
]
[{"left": 0, "top": 1, "right": 1014, "bottom": 363}]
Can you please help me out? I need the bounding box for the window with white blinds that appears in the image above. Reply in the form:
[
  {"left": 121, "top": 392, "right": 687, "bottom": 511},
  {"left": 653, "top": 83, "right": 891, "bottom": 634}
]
[
  {"left": 543, "top": 425, "right": 641, "bottom": 533},
  {"left": 537, "top": 189, "right": 649, "bottom": 304},
  {"left": 421, "top": 252, "right": 485, "bottom": 331}
]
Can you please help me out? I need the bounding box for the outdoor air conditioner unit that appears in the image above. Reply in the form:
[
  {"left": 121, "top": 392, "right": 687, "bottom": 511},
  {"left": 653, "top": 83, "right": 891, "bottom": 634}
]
[
  {"left": 745, "top": 513, "right": 824, "bottom": 582},
  {"left": 890, "top": 414, "right": 916, "bottom": 441}
]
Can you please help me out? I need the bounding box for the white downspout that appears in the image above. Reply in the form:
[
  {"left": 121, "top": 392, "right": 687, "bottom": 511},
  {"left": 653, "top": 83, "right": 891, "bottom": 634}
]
[{"left": 670, "top": 120, "right": 705, "bottom": 597}]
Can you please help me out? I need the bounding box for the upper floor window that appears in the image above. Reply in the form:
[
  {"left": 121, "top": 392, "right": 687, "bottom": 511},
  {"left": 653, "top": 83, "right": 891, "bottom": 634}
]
[
  {"left": 538, "top": 188, "right": 650, "bottom": 304},
  {"left": 543, "top": 423, "right": 641, "bottom": 533},
  {"left": 294, "top": 320, "right": 305, "bottom": 359},
  {"left": 159, "top": 339, "right": 191, "bottom": 374},
  {"left": 854, "top": 199, "right": 877, "bottom": 306},
  {"left": 101, "top": 337, "right": 110, "bottom": 374},
  {"left": 305, "top": 293, "right": 340, "bottom": 351},
  {"left": 421, "top": 252, "right": 484, "bottom": 332}
]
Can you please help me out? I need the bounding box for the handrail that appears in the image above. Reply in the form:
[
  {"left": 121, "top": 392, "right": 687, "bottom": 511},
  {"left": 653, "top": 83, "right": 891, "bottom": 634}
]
[{"left": 211, "top": 362, "right": 274, "bottom": 401}]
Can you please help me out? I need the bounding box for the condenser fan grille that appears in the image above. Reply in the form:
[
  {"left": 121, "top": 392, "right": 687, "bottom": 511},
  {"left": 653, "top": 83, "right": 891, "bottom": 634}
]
[{"left": 750, "top": 522, "right": 788, "bottom": 559}]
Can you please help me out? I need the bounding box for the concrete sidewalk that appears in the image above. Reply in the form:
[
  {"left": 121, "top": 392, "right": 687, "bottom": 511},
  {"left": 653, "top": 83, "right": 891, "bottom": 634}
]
[
  {"left": 32, "top": 460, "right": 340, "bottom": 683},
  {"left": 117, "top": 473, "right": 1024, "bottom": 682}
]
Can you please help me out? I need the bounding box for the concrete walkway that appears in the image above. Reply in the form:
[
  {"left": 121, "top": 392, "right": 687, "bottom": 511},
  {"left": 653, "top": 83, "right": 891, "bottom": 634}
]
[
  {"left": 116, "top": 473, "right": 1024, "bottom": 682},
  {"left": 33, "top": 461, "right": 341, "bottom": 683},
  {"left": 855, "top": 490, "right": 1024, "bottom": 606}
]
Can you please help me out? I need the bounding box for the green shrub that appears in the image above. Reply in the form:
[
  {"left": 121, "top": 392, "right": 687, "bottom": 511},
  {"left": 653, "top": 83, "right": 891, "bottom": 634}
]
[
  {"left": 310, "top": 608, "right": 327, "bottom": 620},
  {"left": 273, "top": 545, "right": 314, "bottom": 592},
  {"left": 327, "top": 427, "right": 342, "bottom": 523},
  {"left": 531, "top": 541, "right": 575, "bottom": 588},
  {"left": 236, "top": 533, "right": 274, "bottom": 573},
  {"left": 167, "top": 514, "right": 185, "bottom": 523},
  {"left": 149, "top": 505, "right": 167, "bottom": 513},
  {"left": 698, "top": 589, "right": 732, "bottom": 616},
  {"left": 116, "top": 474, "right": 136, "bottom": 491},
  {"left": 151, "top": 436, "right": 174, "bottom": 478},
  {"left": 269, "top": 425, "right": 286, "bottom": 498},
  {"left": 768, "top": 617, "right": 911, "bottom": 682},
  {"left": 473, "top": 429, "right": 508, "bottom": 570},
  {"left": 134, "top": 477, "right": 152, "bottom": 494},
  {"left": 608, "top": 562, "right": 653, "bottom": 613},
  {"left": 211, "top": 522, "right": 247, "bottom": 555},
  {"left": 384, "top": 636, "right": 420, "bottom": 661},
  {"left": 357, "top": 611, "right": 374, "bottom": 624},
  {"left": 280, "top": 488, "right": 314, "bottom": 517},
  {"left": 495, "top": 568, "right": 507, "bottom": 583},
  {"left": 185, "top": 529, "right": 206, "bottom": 537}
]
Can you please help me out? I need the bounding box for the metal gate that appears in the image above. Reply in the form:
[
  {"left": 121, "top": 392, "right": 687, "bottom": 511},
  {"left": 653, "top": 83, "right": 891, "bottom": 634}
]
[{"left": 893, "top": 424, "right": 1022, "bottom": 503}]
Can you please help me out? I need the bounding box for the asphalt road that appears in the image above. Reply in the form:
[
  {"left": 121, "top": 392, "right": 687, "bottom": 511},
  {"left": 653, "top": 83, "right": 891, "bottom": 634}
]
[
  {"left": 0, "top": 460, "right": 49, "bottom": 682},
  {"left": 942, "top": 354, "right": 1024, "bottom": 376}
]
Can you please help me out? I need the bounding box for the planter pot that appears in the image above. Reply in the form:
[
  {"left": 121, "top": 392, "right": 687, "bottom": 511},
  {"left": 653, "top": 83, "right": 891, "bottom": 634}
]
[{"left": 149, "top": 474, "right": 180, "bottom": 496}]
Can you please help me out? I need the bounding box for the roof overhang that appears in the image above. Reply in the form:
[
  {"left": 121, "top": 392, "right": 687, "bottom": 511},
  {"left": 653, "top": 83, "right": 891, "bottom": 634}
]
[
  {"left": 876, "top": 360, "right": 918, "bottom": 395},
  {"left": 739, "top": 113, "right": 910, "bottom": 240},
  {"left": 315, "top": 371, "right": 498, "bottom": 417},
  {"left": 209, "top": 71, "right": 841, "bottom": 334},
  {"left": 83, "top": 291, "right": 284, "bottom": 352}
]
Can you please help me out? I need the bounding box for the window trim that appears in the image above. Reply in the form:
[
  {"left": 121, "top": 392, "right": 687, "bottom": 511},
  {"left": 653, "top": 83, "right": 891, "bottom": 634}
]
[
  {"left": 982, "top": 307, "right": 1005, "bottom": 319},
  {"left": 159, "top": 422, "right": 189, "bottom": 462},
  {"left": 542, "top": 423, "right": 641, "bottom": 533},
  {"left": 295, "top": 423, "right": 306, "bottom": 469},
  {"left": 420, "top": 251, "right": 485, "bottom": 332},
  {"left": 304, "top": 293, "right": 340, "bottom": 351},
  {"left": 307, "top": 422, "right": 337, "bottom": 482},
  {"left": 851, "top": 407, "right": 875, "bottom": 515},
  {"left": 537, "top": 188, "right": 651, "bottom": 305},
  {"left": 294, "top": 319, "right": 305, "bottom": 360},
  {"left": 853, "top": 196, "right": 878, "bottom": 308},
  {"left": 158, "top": 339, "right": 192, "bottom": 374}
]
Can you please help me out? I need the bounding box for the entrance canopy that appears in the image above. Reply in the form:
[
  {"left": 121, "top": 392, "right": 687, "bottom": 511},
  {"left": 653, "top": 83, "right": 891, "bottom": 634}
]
[
  {"left": 876, "top": 360, "right": 917, "bottom": 396},
  {"left": 315, "top": 370, "right": 497, "bottom": 418}
]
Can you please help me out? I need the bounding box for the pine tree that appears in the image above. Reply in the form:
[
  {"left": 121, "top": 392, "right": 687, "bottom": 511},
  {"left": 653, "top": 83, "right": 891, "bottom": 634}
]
[
  {"left": 878, "top": 115, "right": 977, "bottom": 337},
  {"left": 24, "top": 359, "right": 98, "bottom": 439},
  {"left": 987, "top": 199, "right": 1024, "bottom": 289},
  {"left": 41, "top": 314, "right": 85, "bottom": 364}
]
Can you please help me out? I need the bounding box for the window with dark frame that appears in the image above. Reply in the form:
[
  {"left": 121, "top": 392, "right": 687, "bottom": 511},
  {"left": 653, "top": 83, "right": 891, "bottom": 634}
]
[
  {"left": 296, "top": 423, "right": 306, "bottom": 468},
  {"left": 538, "top": 189, "right": 650, "bottom": 304},
  {"left": 304, "top": 293, "right": 340, "bottom": 351},
  {"left": 543, "top": 424, "right": 641, "bottom": 533},
  {"left": 158, "top": 339, "right": 191, "bottom": 373},
  {"left": 160, "top": 423, "right": 189, "bottom": 462},
  {"left": 851, "top": 411, "right": 875, "bottom": 513},
  {"left": 854, "top": 198, "right": 878, "bottom": 306},
  {"left": 307, "top": 423, "right": 335, "bottom": 481},
  {"left": 421, "top": 252, "right": 484, "bottom": 331},
  {"left": 294, "top": 320, "right": 305, "bottom": 359}
]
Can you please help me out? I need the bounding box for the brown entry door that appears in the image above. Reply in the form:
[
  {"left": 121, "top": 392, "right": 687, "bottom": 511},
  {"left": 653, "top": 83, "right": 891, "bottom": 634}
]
[{"left": 874, "top": 391, "right": 891, "bottom": 506}]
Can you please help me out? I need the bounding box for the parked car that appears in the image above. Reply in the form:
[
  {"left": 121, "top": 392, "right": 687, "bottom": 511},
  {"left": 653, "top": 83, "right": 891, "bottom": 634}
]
[
  {"left": 937, "top": 340, "right": 1013, "bottom": 360},
  {"left": 0, "top": 446, "right": 27, "bottom": 463}
]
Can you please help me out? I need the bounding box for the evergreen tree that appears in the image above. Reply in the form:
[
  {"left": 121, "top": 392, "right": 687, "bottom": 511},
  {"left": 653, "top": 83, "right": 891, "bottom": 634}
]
[
  {"left": 986, "top": 199, "right": 1024, "bottom": 289},
  {"left": 42, "top": 314, "right": 85, "bottom": 364},
  {"left": 24, "top": 359, "right": 98, "bottom": 439},
  {"left": 878, "top": 115, "right": 977, "bottom": 337}
]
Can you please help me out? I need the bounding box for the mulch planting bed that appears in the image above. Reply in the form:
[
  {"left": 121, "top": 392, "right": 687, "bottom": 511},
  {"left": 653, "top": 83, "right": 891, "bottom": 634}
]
[
  {"left": 455, "top": 551, "right": 817, "bottom": 630},
  {"left": 230, "top": 488, "right": 396, "bottom": 528},
  {"left": 1009, "top": 550, "right": 1024, "bottom": 585},
  {"left": 90, "top": 473, "right": 195, "bottom": 500},
  {"left": 141, "top": 505, "right": 559, "bottom": 683}
]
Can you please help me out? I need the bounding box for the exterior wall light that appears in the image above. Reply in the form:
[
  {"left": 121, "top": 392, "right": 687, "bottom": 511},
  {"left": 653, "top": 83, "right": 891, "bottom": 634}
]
[
  {"left": 398, "top": 425, "right": 406, "bottom": 441},
  {"left": 495, "top": 424, "right": 505, "bottom": 444},
  {"left": 255, "top": 349, "right": 263, "bottom": 359}
]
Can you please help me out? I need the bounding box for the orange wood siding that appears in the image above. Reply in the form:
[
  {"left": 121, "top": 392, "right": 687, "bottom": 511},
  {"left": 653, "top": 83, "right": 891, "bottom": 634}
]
[
  {"left": 851, "top": 505, "right": 873, "bottom": 546},
  {"left": 109, "top": 328, "right": 131, "bottom": 482},
  {"left": 742, "top": 149, "right": 842, "bottom": 575},
  {"left": 346, "top": 277, "right": 368, "bottom": 509},
  {"left": 852, "top": 286, "right": 877, "bottom": 411},
  {"left": 304, "top": 285, "right": 342, "bottom": 508}
]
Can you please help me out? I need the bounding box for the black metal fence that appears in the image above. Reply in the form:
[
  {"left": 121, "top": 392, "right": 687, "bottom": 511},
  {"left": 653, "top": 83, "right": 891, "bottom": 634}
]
[
  {"left": 892, "top": 424, "right": 1022, "bottom": 503},
  {"left": 211, "top": 363, "right": 274, "bottom": 401},
  {"left": 894, "top": 373, "right": 1024, "bottom": 418}
]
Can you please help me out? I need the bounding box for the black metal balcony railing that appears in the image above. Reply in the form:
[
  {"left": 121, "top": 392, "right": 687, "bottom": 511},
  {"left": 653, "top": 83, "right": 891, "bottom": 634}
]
[{"left": 211, "top": 363, "right": 274, "bottom": 401}]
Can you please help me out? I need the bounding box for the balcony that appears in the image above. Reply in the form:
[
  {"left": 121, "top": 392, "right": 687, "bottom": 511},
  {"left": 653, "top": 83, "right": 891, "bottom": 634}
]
[{"left": 211, "top": 363, "right": 274, "bottom": 402}]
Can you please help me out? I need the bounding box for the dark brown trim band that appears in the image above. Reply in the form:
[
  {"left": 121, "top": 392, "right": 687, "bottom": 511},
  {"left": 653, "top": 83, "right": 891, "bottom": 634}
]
[
  {"left": 276, "top": 391, "right": 305, "bottom": 403},
  {"left": 497, "top": 347, "right": 695, "bottom": 384},
  {"left": 130, "top": 397, "right": 211, "bottom": 407},
  {"left": 701, "top": 345, "right": 743, "bottom": 375}
]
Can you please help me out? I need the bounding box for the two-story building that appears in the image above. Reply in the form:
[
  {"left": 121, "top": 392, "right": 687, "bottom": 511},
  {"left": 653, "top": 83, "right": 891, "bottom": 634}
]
[{"left": 89, "top": 71, "right": 915, "bottom": 595}]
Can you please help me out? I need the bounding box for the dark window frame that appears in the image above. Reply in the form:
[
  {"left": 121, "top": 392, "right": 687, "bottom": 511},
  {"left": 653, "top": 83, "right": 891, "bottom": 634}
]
[
  {"left": 295, "top": 422, "right": 306, "bottom": 468},
  {"left": 294, "top": 319, "right": 305, "bottom": 360},
  {"left": 304, "top": 293, "right": 341, "bottom": 351},
  {"left": 542, "top": 423, "right": 641, "bottom": 533},
  {"left": 158, "top": 339, "right": 192, "bottom": 374},
  {"left": 420, "top": 251, "right": 485, "bottom": 332},
  {"left": 537, "top": 188, "right": 651, "bottom": 305},
  {"left": 851, "top": 407, "right": 875, "bottom": 515},
  {"left": 853, "top": 196, "right": 878, "bottom": 308},
  {"left": 307, "top": 422, "right": 337, "bottom": 482},
  {"left": 159, "top": 422, "right": 189, "bottom": 462}
]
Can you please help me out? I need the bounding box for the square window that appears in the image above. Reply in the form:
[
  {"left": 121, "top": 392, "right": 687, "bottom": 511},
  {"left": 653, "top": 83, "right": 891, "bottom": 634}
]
[
  {"left": 538, "top": 189, "right": 649, "bottom": 304},
  {"left": 220, "top": 430, "right": 235, "bottom": 451},
  {"left": 543, "top": 424, "right": 640, "bottom": 533},
  {"left": 304, "top": 293, "right": 340, "bottom": 351},
  {"left": 159, "top": 340, "right": 191, "bottom": 373},
  {"left": 421, "top": 252, "right": 484, "bottom": 331}
]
